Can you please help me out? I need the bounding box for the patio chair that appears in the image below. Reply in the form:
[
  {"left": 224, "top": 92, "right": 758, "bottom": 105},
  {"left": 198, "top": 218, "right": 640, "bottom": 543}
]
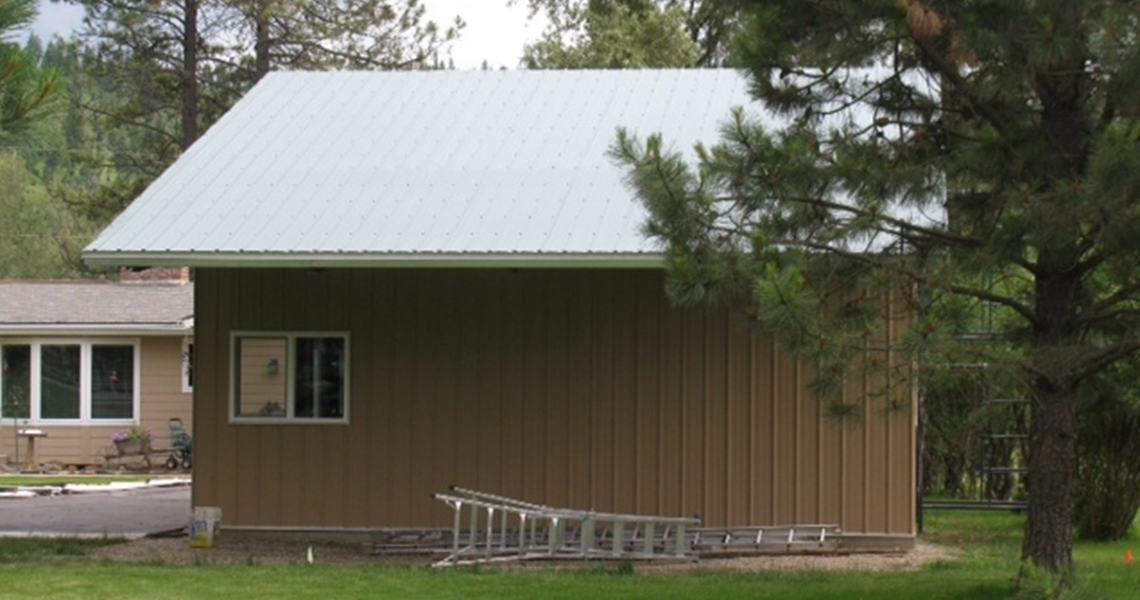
[{"left": 165, "top": 418, "right": 192, "bottom": 470}]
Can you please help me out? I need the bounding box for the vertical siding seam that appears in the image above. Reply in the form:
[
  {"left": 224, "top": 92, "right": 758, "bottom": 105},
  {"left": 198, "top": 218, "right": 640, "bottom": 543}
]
[
  {"left": 656, "top": 291, "right": 665, "bottom": 516},
  {"left": 747, "top": 333, "right": 755, "bottom": 525},
  {"left": 863, "top": 335, "right": 870, "bottom": 531},
  {"left": 551, "top": 274, "right": 562, "bottom": 504},
  {"left": 588, "top": 278, "right": 596, "bottom": 508},
  {"left": 566, "top": 284, "right": 573, "bottom": 507},
  {"left": 521, "top": 277, "right": 529, "bottom": 504},
  {"left": 885, "top": 291, "right": 894, "bottom": 534},
  {"left": 817, "top": 369, "right": 824, "bottom": 523},
  {"left": 910, "top": 341, "right": 919, "bottom": 535},
  {"left": 368, "top": 271, "right": 378, "bottom": 525},
  {"left": 542, "top": 275, "right": 550, "bottom": 505},
  {"left": 680, "top": 313, "right": 687, "bottom": 514},
  {"left": 840, "top": 368, "right": 847, "bottom": 529},
  {"left": 702, "top": 310, "right": 710, "bottom": 524},
  {"left": 413, "top": 273, "right": 422, "bottom": 521},
  {"left": 254, "top": 271, "right": 265, "bottom": 524},
  {"left": 499, "top": 274, "right": 506, "bottom": 499},
  {"left": 219, "top": 270, "right": 234, "bottom": 523},
  {"left": 447, "top": 275, "right": 458, "bottom": 514},
  {"left": 634, "top": 279, "right": 641, "bottom": 513},
  {"left": 724, "top": 315, "right": 732, "bottom": 525},
  {"left": 611, "top": 279, "right": 619, "bottom": 513},
  {"left": 428, "top": 273, "right": 439, "bottom": 524},
  {"left": 794, "top": 356, "right": 801, "bottom": 524},
  {"left": 769, "top": 339, "right": 777, "bottom": 524},
  {"left": 212, "top": 270, "right": 225, "bottom": 517}
]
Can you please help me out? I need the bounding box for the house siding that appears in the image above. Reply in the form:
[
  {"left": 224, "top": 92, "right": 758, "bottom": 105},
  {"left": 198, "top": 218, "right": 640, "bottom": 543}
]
[
  {"left": 0, "top": 336, "right": 192, "bottom": 465},
  {"left": 193, "top": 268, "right": 916, "bottom": 535}
]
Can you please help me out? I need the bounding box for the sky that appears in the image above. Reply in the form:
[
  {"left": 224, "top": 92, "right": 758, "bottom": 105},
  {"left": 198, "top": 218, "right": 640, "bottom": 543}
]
[{"left": 28, "top": 0, "right": 545, "bottom": 70}]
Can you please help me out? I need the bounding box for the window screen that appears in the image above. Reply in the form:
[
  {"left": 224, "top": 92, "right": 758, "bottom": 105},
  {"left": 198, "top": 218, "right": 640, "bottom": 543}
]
[
  {"left": 233, "top": 336, "right": 288, "bottom": 418},
  {"left": 91, "top": 345, "right": 134, "bottom": 419},
  {"left": 40, "top": 345, "right": 80, "bottom": 419},
  {"left": 1, "top": 345, "right": 31, "bottom": 419}
]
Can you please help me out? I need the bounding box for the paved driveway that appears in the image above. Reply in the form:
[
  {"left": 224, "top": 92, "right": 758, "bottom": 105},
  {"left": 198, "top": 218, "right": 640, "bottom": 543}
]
[{"left": 0, "top": 486, "right": 189, "bottom": 537}]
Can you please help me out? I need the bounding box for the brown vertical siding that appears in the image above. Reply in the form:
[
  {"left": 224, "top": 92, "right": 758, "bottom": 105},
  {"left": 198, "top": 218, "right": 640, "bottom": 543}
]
[
  {"left": 194, "top": 268, "right": 916, "bottom": 536},
  {"left": 0, "top": 336, "right": 192, "bottom": 465}
]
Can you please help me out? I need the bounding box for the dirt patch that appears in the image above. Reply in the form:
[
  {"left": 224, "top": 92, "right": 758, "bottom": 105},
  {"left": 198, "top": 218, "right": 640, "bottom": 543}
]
[
  {"left": 639, "top": 542, "right": 958, "bottom": 574},
  {"left": 94, "top": 536, "right": 957, "bottom": 573}
]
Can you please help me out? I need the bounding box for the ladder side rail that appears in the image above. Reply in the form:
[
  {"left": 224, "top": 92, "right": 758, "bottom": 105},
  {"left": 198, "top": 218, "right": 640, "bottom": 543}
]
[{"left": 449, "top": 486, "right": 700, "bottom": 526}]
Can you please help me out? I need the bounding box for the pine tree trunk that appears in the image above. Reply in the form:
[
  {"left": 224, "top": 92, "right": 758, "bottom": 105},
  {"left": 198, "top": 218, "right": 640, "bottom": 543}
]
[
  {"left": 1022, "top": 268, "right": 1080, "bottom": 576},
  {"left": 181, "top": 0, "right": 199, "bottom": 150},
  {"left": 1022, "top": 382, "right": 1076, "bottom": 574},
  {"left": 255, "top": 1, "right": 271, "bottom": 81}
]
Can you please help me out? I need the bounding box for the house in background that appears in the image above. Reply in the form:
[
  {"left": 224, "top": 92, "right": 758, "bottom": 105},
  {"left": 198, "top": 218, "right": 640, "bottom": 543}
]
[
  {"left": 0, "top": 269, "right": 193, "bottom": 467},
  {"left": 83, "top": 70, "right": 916, "bottom": 548}
]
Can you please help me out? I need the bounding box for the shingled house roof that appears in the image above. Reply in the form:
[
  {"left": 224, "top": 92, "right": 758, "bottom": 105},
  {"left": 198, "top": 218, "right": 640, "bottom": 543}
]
[
  {"left": 0, "top": 279, "right": 193, "bottom": 334},
  {"left": 83, "top": 69, "right": 754, "bottom": 268}
]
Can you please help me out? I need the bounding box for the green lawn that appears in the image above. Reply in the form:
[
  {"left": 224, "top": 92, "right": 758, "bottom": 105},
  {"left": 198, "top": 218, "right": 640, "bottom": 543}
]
[
  {"left": 0, "top": 512, "right": 1137, "bottom": 599},
  {"left": 0, "top": 475, "right": 186, "bottom": 488}
]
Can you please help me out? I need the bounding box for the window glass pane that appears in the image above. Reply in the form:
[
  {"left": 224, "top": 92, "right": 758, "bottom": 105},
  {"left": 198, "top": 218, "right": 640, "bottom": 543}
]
[
  {"left": 184, "top": 342, "right": 194, "bottom": 390},
  {"left": 294, "top": 337, "right": 345, "bottom": 419},
  {"left": 1, "top": 345, "right": 31, "bottom": 418},
  {"left": 92, "top": 345, "right": 134, "bottom": 419},
  {"left": 234, "top": 337, "right": 287, "bottom": 418},
  {"left": 41, "top": 345, "right": 80, "bottom": 419}
]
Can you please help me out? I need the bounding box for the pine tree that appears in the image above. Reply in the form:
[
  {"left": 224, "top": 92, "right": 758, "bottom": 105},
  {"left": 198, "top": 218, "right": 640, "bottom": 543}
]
[
  {"left": 523, "top": 0, "right": 700, "bottom": 69},
  {"left": 228, "top": 0, "right": 462, "bottom": 82},
  {"left": 521, "top": 0, "right": 742, "bottom": 66},
  {"left": 75, "top": 0, "right": 216, "bottom": 154},
  {"left": 613, "top": 0, "right": 1140, "bottom": 579},
  {"left": 0, "top": 0, "right": 58, "bottom": 141}
]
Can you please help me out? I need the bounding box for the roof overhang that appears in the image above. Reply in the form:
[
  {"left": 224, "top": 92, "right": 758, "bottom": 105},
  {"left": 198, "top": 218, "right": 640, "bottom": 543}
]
[
  {"left": 0, "top": 321, "right": 193, "bottom": 337},
  {"left": 82, "top": 251, "right": 667, "bottom": 269}
]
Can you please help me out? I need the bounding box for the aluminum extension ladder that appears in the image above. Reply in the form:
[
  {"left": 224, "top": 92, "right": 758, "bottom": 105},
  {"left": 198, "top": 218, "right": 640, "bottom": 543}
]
[{"left": 432, "top": 486, "right": 701, "bottom": 567}]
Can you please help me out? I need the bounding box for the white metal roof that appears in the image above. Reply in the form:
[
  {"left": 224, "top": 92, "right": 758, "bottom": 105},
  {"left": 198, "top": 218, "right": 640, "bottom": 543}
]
[{"left": 83, "top": 69, "right": 755, "bottom": 268}]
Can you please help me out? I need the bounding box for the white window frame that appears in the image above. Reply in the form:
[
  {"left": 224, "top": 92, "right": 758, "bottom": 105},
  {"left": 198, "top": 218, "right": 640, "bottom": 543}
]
[
  {"left": 182, "top": 336, "right": 194, "bottom": 394},
  {"left": 228, "top": 331, "right": 350, "bottom": 425},
  {"left": 0, "top": 338, "right": 141, "bottom": 426}
]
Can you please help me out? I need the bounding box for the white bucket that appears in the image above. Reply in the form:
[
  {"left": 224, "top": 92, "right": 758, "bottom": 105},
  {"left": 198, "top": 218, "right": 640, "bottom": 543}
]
[{"left": 189, "top": 506, "right": 222, "bottom": 548}]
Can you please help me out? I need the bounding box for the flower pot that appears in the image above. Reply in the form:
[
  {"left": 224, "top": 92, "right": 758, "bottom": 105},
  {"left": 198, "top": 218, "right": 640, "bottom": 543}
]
[{"left": 114, "top": 437, "right": 150, "bottom": 457}]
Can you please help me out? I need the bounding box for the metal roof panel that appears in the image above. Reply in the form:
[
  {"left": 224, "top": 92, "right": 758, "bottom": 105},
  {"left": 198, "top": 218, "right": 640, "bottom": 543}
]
[{"left": 85, "top": 69, "right": 757, "bottom": 264}]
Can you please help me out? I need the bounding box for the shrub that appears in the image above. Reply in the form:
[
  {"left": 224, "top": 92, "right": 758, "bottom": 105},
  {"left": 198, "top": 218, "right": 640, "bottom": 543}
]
[{"left": 1074, "top": 365, "right": 1140, "bottom": 541}]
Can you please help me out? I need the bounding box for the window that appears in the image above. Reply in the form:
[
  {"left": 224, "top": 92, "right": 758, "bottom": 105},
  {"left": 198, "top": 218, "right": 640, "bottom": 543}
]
[
  {"left": 41, "top": 345, "right": 81, "bottom": 419},
  {"left": 294, "top": 337, "right": 346, "bottom": 419},
  {"left": 182, "top": 337, "right": 194, "bottom": 394},
  {"left": 91, "top": 345, "right": 134, "bottom": 419},
  {"left": 1, "top": 345, "right": 30, "bottom": 418},
  {"left": 0, "top": 340, "right": 139, "bottom": 424},
  {"left": 231, "top": 332, "right": 348, "bottom": 423}
]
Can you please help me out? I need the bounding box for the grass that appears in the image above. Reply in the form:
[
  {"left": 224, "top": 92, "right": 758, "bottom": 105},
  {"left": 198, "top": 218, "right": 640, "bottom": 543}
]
[
  {"left": 0, "top": 474, "right": 186, "bottom": 488},
  {"left": 0, "top": 538, "right": 121, "bottom": 564},
  {"left": 0, "top": 512, "right": 1137, "bottom": 599}
]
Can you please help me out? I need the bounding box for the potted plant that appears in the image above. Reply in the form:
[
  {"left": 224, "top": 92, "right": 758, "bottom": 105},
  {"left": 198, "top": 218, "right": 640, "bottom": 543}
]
[{"left": 112, "top": 427, "right": 152, "bottom": 456}]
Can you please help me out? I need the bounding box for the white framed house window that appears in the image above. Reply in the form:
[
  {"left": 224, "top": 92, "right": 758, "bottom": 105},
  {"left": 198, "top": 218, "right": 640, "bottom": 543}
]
[
  {"left": 182, "top": 336, "right": 194, "bottom": 394},
  {"left": 0, "top": 339, "right": 140, "bottom": 426},
  {"left": 230, "top": 332, "right": 349, "bottom": 424}
]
